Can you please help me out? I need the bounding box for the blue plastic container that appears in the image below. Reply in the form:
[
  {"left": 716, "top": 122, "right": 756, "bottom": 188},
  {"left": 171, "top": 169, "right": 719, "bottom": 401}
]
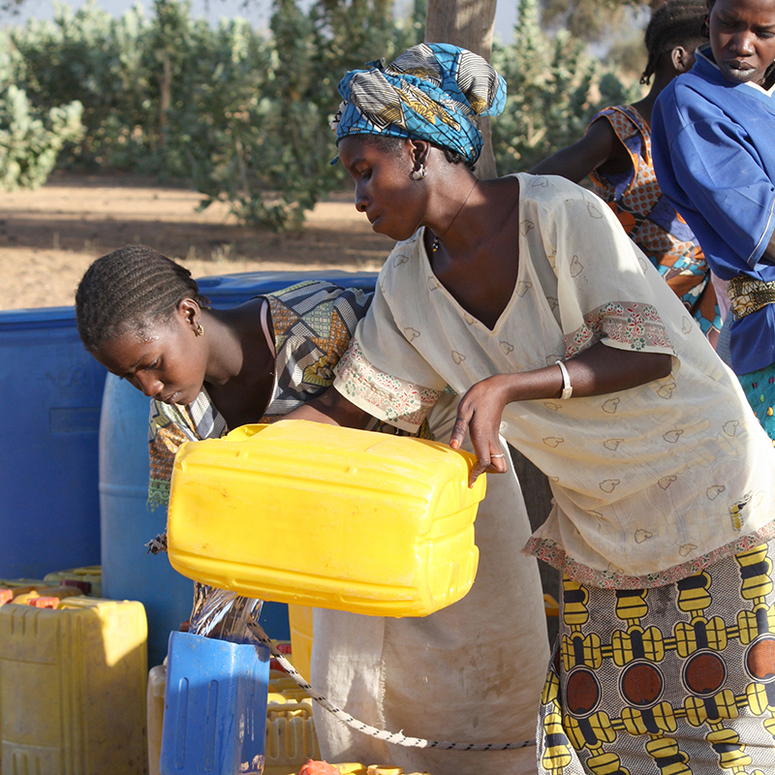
[
  {"left": 161, "top": 631, "right": 271, "bottom": 775},
  {"left": 99, "top": 271, "right": 378, "bottom": 666},
  {"left": 0, "top": 306, "right": 106, "bottom": 578}
]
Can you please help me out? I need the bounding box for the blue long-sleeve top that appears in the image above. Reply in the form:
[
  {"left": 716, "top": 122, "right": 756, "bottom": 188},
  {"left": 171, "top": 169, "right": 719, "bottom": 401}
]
[{"left": 652, "top": 44, "right": 775, "bottom": 374}]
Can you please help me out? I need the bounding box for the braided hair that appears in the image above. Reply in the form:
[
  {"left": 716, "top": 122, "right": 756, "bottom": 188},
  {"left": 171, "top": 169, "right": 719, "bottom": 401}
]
[
  {"left": 641, "top": 0, "right": 707, "bottom": 84},
  {"left": 75, "top": 245, "right": 210, "bottom": 352}
]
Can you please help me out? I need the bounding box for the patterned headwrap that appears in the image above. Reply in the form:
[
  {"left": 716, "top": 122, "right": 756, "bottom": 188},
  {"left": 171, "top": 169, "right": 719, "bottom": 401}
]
[{"left": 331, "top": 42, "right": 506, "bottom": 166}]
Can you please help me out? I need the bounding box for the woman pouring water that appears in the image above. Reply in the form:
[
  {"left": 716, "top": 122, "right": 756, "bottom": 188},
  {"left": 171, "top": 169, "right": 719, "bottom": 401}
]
[{"left": 288, "top": 42, "right": 775, "bottom": 772}]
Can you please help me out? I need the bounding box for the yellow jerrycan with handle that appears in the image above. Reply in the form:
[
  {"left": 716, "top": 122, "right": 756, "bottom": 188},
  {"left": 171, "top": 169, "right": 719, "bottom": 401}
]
[{"left": 167, "top": 419, "right": 485, "bottom": 617}]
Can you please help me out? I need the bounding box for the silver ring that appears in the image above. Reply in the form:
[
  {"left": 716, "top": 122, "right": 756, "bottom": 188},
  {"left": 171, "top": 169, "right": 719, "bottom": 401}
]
[{"left": 490, "top": 454, "right": 505, "bottom": 458}]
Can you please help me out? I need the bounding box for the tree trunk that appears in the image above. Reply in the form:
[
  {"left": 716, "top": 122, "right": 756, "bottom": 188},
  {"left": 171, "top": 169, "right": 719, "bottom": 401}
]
[
  {"left": 424, "top": 0, "right": 498, "bottom": 179},
  {"left": 427, "top": 1, "right": 558, "bottom": 644},
  {"left": 157, "top": 52, "right": 171, "bottom": 150}
]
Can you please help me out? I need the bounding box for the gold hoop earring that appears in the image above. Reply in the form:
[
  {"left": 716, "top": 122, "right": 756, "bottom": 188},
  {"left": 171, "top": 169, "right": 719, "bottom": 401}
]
[{"left": 195, "top": 323, "right": 204, "bottom": 337}]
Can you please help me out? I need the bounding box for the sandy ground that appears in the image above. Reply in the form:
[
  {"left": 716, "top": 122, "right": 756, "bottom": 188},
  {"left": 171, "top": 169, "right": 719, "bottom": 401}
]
[{"left": 0, "top": 172, "right": 396, "bottom": 310}]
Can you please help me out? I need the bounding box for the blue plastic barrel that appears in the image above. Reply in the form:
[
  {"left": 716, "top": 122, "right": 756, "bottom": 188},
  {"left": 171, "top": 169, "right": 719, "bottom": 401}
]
[
  {"left": 0, "top": 306, "right": 106, "bottom": 578},
  {"left": 99, "top": 271, "right": 378, "bottom": 667},
  {"left": 99, "top": 374, "right": 193, "bottom": 668},
  {"left": 195, "top": 268, "right": 378, "bottom": 306}
]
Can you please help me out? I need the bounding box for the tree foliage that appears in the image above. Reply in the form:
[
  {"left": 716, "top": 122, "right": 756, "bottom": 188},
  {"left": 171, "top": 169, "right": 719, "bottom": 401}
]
[
  {"left": 189, "top": 0, "right": 423, "bottom": 229},
  {"left": 492, "top": 0, "right": 639, "bottom": 172},
  {"left": 0, "top": 0, "right": 25, "bottom": 17},
  {"left": 540, "top": 0, "right": 653, "bottom": 43},
  {"left": 4, "top": 0, "right": 425, "bottom": 228},
  {"left": 0, "top": 84, "right": 84, "bottom": 189},
  {"left": 2, "top": 0, "right": 637, "bottom": 226},
  {"left": 0, "top": 16, "right": 85, "bottom": 190}
]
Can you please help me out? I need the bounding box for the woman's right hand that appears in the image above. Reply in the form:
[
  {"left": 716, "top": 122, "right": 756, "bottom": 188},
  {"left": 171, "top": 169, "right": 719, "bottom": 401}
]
[{"left": 450, "top": 375, "right": 512, "bottom": 486}]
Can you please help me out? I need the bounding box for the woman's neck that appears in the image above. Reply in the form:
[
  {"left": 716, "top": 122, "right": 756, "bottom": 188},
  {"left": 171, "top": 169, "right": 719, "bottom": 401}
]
[
  {"left": 203, "top": 300, "right": 277, "bottom": 427},
  {"left": 631, "top": 93, "right": 656, "bottom": 128},
  {"left": 203, "top": 300, "right": 272, "bottom": 386},
  {"left": 429, "top": 175, "right": 518, "bottom": 256},
  {"left": 632, "top": 68, "right": 679, "bottom": 128},
  {"left": 424, "top": 175, "right": 522, "bottom": 331}
]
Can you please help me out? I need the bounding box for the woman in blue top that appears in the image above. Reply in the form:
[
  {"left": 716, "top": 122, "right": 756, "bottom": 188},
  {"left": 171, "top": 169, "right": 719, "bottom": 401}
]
[{"left": 651, "top": 0, "right": 775, "bottom": 438}]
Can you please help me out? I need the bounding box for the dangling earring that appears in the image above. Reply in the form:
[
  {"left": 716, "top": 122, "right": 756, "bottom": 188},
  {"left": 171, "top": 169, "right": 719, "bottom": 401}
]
[
  {"left": 410, "top": 164, "right": 427, "bottom": 181},
  {"left": 195, "top": 322, "right": 204, "bottom": 337},
  {"left": 701, "top": 16, "right": 710, "bottom": 37}
]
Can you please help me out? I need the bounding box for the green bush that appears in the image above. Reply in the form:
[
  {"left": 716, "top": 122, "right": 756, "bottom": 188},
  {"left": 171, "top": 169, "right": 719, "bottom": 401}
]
[
  {"left": 2, "top": 0, "right": 638, "bottom": 226},
  {"left": 492, "top": 0, "right": 639, "bottom": 173},
  {"left": 0, "top": 84, "right": 84, "bottom": 190},
  {"left": 9, "top": 1, "right": 152, "bottom": 170}
]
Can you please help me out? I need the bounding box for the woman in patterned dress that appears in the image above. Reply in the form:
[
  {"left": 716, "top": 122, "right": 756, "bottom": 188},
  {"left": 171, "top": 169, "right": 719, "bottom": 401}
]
[{"left": 287, "top": 42, "right": 775, "bottom": 772}]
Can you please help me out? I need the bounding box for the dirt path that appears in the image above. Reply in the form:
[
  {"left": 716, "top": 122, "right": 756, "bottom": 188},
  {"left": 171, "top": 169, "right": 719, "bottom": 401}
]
[{"left": 0, "top": 172, "right": 395, "bottom": 310}]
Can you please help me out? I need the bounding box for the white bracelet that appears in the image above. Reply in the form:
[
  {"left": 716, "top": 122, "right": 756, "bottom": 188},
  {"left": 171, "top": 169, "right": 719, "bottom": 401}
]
[{"left": 556, "top": 360, "right": 573, "bottom": 400}]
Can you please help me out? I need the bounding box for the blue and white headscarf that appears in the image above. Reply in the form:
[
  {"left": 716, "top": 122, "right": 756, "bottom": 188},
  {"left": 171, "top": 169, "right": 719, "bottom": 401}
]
[{"left": 332, "top": 42, "right": 506, "bottom": 166}]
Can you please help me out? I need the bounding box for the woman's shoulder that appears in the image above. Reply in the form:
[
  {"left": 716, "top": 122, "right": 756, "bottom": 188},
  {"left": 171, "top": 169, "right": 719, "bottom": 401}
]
[
  {"left": 269, "top": 278, "right": 368, "bottom": 302},
  {"left": 656, "top": 76, "right": 741, "bottom": 143},
  {"left": 512, "top": 171, "right": 598, "bottom": 213},
  {"left": 512, "top": 173, "right": 640, "bottom": 261},
  {"left": 658, "top": 59, "right": 728, "bottom": 117},
  {"left": 592, "top": 104, "right": 643, "bottom": 128},
  {"left": 269, "top": 279, "right": 373, "bottom": 312},
  {"left": 269, "top": 279, "right": 374, "bottom": 340},
  {"left": 598, "top": 105, "right": 649, "bottom": 140}
]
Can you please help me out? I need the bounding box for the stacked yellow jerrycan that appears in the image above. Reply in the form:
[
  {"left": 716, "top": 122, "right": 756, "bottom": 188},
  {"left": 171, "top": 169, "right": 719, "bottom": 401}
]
[
  {"left": 166, "top": 420, "right": 485, "bottom": 616},
  {"left": 0, "top": 595, "right": 148, "bottom": 775}
]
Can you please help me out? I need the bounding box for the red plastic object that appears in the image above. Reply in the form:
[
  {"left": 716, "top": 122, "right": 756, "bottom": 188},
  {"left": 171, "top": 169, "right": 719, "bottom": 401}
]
[
  {"left": 299, "top": 760, "right": 341, "bottom": 775},
  {"left": 269, "top": 641, "right": 292, "bottom": 672},
  {"left": 0, "top": 589, "right": 12, "bottom": 606},
  {"left": 27, "top": 597, "right": 59, "bottom": 609}
]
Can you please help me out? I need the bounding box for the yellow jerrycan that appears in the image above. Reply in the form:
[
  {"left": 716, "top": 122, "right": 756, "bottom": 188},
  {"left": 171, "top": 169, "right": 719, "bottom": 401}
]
[
  {"left": 167, "top": 420, "right": 485, "bottom": 616},
  {"left": 0, "top": 596, "right": 148, "bottom": 775}
]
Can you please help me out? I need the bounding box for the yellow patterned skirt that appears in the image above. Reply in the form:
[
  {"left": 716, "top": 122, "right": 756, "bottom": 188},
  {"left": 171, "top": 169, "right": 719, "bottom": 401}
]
[{"left": 537, "top": 541, "right": 775, "bottom": 774}]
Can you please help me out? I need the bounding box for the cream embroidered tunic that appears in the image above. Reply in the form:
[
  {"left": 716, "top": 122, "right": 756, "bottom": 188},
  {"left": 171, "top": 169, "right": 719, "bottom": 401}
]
[{"left": 333, "top": 173, "right": 775, "bottom": 589}]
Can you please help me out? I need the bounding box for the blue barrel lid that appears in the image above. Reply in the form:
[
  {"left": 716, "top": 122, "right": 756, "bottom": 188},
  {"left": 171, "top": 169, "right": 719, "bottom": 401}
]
[
  {"left": 198, "top": 269, "right": 378, "bottom": 308},
  {"left": 0, "top": 306, "right": 77, "bottom": 331},
  {"left": 0, "top": 270, "right": 380, "bottom": 327}
]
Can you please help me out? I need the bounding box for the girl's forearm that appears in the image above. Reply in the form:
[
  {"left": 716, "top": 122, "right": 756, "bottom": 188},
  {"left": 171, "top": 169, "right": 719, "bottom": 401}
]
[{"left": 285, "top": 386, "right": 372, "bottom": 429}]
